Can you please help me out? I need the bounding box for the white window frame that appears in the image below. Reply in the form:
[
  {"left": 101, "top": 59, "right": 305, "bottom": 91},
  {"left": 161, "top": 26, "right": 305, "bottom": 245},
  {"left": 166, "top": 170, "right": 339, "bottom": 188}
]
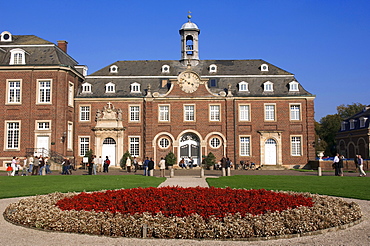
[
  {"left": 290, "top": 104, "right": 301, "bottom": 121},
  {"left": 209, "top": 64, "right": 217, "bottom": 73},
  {"left": 239, "top": 104, "right": 250, "bottom": 121},
  {"left": 109, "top": 65, "right": 118, "bottom": 73},
  {"left": 240, "top": 136, "right": 251, "bottom": 156},
  {"left": 129, "top": 105, "right": 140, "bottom": 122},
  {"left": 159, "top": 137, "right": 170, "bottom": 149},
  {"left": 105, "top": 82, "right": 115, "bottom": 93},
  {"left": 79, "top": 136, "right": 90, "bottom": 156},
  {"left": 6, "top": 79, "right": 22, "bottom": 104},
  {"left": 238, "top": 81, "right": 248, "bottom": 92},
  {"left": 341, "top": 121, "right": 347, "bottom": 131},
  {"left": 184, "top": 104, "right": 195, "bottom": 122},
  {"left": 261, "top": 64, "right": 269, "bottom": 71},
  {"left": 81, "top": 82, "right": 92, "bottom": 93},
  {"left": 264, "top": 104, "right": 276, "bottom": 121},
  {"left": 129, "top": 136, "right": 140, "bottom": 157},
  {"left": 1, "top": 31, "right": 12, "bottom": 42},
  {"left": 36, "top": 121, "right": 51, "bottom": 130},
  {"left": 162, "top": 65, "right": 170, "bottom": 73},
  {"left": 10, "top": 48, "right": 26, "bottom": 65},
  {"left": 349, "top": 119, "right": 356, "bottom": 130},
  {"left": 68, "top": 82, "right": 74, "bottom": 107},
  {"left": 130, "top": 82, "right": 141, "bottom": 93},
  {"left": 291, "top": 136, "right": 302, "bottom": 156},
  {"left": 289, "top": 81, "right": 300, "bottom": 92},
  {"left": 79, "top": 105, "right": 91, "bottom": 122},
  {"left": 5, "top": 121, "right": 20, "bottom": 150},
  {"left": 67, "top": 122, "right": 73, "bottom": 150},
  {"left": 263, "top": 81, "right": 274, "bottom": 92},
  {"left": 360, "top": 117, "right": 367, "bottom": 128},
  {"left": 210, "top": 137, "right": 221, "bottom": 148},
  {"left": 209, "top": 104, "right": 221, "bottom": 121},
  {"left": 37, "top": 80, "right": 52, "bottom": 104},
  {"left": 159, "top": 105, "right": 170, "bottom": 122}
]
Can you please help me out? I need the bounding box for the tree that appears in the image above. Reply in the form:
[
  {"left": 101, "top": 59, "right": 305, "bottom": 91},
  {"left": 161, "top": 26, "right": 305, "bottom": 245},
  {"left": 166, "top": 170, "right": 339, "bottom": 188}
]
[
  {"left": 316, "top": 103, "right": 366, "bottom": 156},
  {"left": 204, "top": 152, "right": 216, "bottom": 170},
  {"left": 120, "top": 151, "right": 131, "bottom": 170},
  {"left": 165, "top": 151, "right": 176, "bottom": 167},
  {"left": 337, "top": 103, "right": 365, "bottom": 119}
]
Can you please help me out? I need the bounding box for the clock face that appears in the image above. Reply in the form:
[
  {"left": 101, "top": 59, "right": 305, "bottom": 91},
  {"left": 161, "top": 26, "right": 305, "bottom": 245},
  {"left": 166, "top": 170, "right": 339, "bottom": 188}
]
[{"left": 178, "top": 72, "right": 200, "bottom": 93}]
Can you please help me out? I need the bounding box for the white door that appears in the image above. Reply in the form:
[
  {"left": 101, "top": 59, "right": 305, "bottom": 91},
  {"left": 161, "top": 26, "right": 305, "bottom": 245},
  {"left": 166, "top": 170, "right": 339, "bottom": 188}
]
[
  {"left": 102, "top": 138, "right": 116, "bottom": 166},
  {"left": 265, "top": 138, "right": 277, "bottom": 165},
  {"left": 179, "top": 133, "right": 200, "bottom": 165},
  {"left": 36, "top": 136, "right": 49, "bottom": 157}
]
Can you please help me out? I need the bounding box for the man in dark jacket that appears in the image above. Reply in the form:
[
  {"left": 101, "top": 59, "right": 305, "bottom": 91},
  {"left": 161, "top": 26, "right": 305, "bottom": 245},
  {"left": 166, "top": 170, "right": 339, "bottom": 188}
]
[{"left": 148, "top": 158, "right": 154, "bottom": 176}]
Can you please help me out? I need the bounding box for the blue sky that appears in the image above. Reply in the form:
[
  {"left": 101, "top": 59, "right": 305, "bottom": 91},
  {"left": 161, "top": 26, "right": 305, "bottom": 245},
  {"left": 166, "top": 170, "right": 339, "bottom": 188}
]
[{"left": 1, "top": 0, "right": 369, "bottom": 121}]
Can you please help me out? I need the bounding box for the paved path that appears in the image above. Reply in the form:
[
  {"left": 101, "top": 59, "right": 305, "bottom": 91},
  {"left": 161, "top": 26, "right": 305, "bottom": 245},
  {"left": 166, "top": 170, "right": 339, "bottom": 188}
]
[{"left": 1, "top": 174, "right": 369, "bottom": 245}]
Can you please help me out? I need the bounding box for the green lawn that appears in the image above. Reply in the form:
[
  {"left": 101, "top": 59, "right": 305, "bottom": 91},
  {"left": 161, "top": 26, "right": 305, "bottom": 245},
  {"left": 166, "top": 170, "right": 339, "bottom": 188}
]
[
  {"left": 0, "top": 175, "right": 165, "bottom": 199},
  {"left": 207, "top": 175, "right": 370, "bottom": 200}
]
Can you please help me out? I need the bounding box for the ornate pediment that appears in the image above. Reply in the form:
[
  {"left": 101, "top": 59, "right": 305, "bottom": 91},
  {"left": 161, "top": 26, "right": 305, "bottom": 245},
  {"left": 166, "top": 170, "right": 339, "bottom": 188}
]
[{"left": 94, "top": 102, "right": 124, "bottom": 130}]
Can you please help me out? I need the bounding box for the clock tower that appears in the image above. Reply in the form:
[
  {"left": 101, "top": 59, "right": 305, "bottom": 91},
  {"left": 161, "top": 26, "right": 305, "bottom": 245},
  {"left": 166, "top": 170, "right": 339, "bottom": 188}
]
[{"left": 179, "top": 13, "right": 200, "bottom": 66}]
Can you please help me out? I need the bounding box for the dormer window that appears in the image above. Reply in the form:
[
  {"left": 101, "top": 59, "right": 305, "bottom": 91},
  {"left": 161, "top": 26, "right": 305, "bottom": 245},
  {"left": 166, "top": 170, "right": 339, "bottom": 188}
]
[
  {"left": 360, "top": 117, "right": 367, "bottom": 128},
  {"left": 10, "top": 49, "right": 26, "bottom": 65},
  {"left": 349, "top": 119, "right": 356, "bottom": 129},
  {"left": 289, "top": 81, "right": 300, "bottom": 92},
  {"left": 162, "top": 65, "right": 170, "bottom": 73},
  {"left": 341, "top": 121, "right": 347, "bottom": 131},
  {"left": 263, "top": 81, "right": 273, "bottom": 92},
  {"left": 105, "top": 82, "right": 115, "bottom": 93},
  {"left": 81, "top": 82, "right": 92, "bottom": 93},
  {"left": 109, "top": 65, "right": 118, "bottom": 73},
  {"left": 261, "top": 64, "right": 269, "bottom": 71},
  {"left": 209, "top": 64, "right": 217, "bottom": 73},
  {"left": 1, "top": 31, "right": 12, "bottom": 42},
  {"left": 239, "top": 81, "right": 249, "bottom": 92},
  {"left": 131, "top": 82, "right": 141, "bottom": 93}
]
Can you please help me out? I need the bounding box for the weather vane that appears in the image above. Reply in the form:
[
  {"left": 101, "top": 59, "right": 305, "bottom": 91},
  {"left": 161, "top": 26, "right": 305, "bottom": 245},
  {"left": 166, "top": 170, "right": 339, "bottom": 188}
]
[{"left": 187, "top": 11, "right": 192, "bottom": 21}]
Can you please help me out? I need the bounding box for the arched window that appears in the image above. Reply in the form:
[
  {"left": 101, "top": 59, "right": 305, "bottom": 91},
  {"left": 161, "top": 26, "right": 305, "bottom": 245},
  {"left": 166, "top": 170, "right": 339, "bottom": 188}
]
[
  {"left": 103, "top": 137, "right": 116, "bottom": 144},
  {"left": 130, "top": 82, "right": 141, "bottom": 93},
  {"left": 186, "top": 36, "right": 194, "bottom": 55},
  {"left": 239, "top": 81, "right": 248, "bottom": 91},
  {"left": 289, "top": 81, "right": 299, "bottom": 92},
  {"left": 105, "top": 82, "right": 115, "bottom": 93},
  {"left": 81, "top": 82, "right": 92, "bottom": 93},
  {"left": 10, "top": 48, "right": 26, "bottom": 65}
]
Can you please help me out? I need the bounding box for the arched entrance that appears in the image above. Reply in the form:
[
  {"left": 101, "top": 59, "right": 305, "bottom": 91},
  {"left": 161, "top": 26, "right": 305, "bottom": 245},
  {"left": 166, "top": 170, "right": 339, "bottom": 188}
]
[
  {"left": 179, "top": 133, "right": 200, "bottom": 166},
  {"left": 102, "top": 137, "right": 116, "bottom": 166},
  {"left": 265, "top": 138, "right": 277, "bottom": 165}
]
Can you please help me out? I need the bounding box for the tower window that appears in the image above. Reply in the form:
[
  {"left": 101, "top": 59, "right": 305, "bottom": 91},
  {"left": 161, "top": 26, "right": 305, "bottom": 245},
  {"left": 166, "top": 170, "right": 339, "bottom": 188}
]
[{"left": 186, "top": 36, "right": 194, "bottom": 55}]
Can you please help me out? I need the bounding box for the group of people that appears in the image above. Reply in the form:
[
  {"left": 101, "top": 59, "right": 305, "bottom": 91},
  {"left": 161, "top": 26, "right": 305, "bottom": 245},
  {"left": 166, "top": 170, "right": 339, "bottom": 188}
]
[
  {"left": 178, "top": 157, "right": 194, "bottom": 169},
  {"left": 6, "top": 156, "right": 51, "bottom": 176},
  {"left": 86, "top": 155, "right": 111, "bottom": 175},
  {"left": 332, "top": 153, "right": 367, "bottom": 177}
]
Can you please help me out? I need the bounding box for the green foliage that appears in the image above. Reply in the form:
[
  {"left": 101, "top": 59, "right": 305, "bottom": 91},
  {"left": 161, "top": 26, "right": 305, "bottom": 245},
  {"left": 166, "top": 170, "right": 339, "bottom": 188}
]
[
  {"left": 120, "top": 150, "right": 131, "bottom": 169},
  {"left": 207, "top": 175, "right": 370, "bottom": 200},
  {"left": 165, "top": 151, "right": 176, "bottom": 166},
  {"left": 0, "top": 175, "right": 165, "bottom": 199},
  {"left": 204, "top": 152, "right": 216, "bottom": 169},
  {"left": 85, "top": 149, "right": 94, "bottom": 163},
  {"left": 337, "top": 103, "right": 365, "bottom": 119}
]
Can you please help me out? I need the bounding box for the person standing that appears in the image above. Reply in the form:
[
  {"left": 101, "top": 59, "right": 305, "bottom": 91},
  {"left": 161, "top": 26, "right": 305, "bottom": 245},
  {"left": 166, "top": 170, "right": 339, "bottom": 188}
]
[
  {"left": 133, "top": 157, "right": 139, "bottom": 173},
  {"left": 189, "top": 157, "right": 194, "bottom": 169},
  {"left": 45, "top": 157, "right": 51, "bottom": 174},
  {"left": 10, "top": 157, "right": 17, "bottom": 176},
  {"left": 28, "top": 156, "right": 34, "bottom": 174},
  {"left": 148, "top": 158, "right": 154, "bottom": 176},
  {"left": 32, "top": 156, "right": 39, "bottom": 175},
  {"left": 333, "top": 153, "right": 340, "bottom": 176},
  {"left": 220, "top": 156, "right": 227, "bottom": 176},
  {"left": 354, "top": 154, "right": 359, "bottom": 172},
  {"left": 338, "top": 155, "right": 344, "bottom": 176},
  {"left": 103, "top": 156, "right": 110, "bottom": 173},
  {"left": 93, "top": 155, "right": 98, "bottom": 175},
  {"left": 97, "top": 156, "right": 103, "bottom": 172},
  {"left": 88, "top": 156, "right": 94, "bottom": 175},
  {"left": 143, "top": 157, "right": 149, "bottom": 176},
  {"left": 62, "top": 158, "right": 70, "bottom": 175},
  {"left": 39, "top": 156, "right": 45, "bottom": 175},
  {"left": 358, "top": 154, "right": 367, "bottom": 177},
  {"left": 21, "top": 157, "right": 28, "bottom": 176},
  {"left": 126, "top": 157, "right": 132, "bottom": 173},
  {"left": 159, "top": 157, "right": 166, "bottom": 177}
]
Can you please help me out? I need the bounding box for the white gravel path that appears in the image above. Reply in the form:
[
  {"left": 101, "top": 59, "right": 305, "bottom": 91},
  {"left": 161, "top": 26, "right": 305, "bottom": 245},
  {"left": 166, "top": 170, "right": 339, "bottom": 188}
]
[{"left": 1, "top": 176, "right": 369, "bottom": 246}]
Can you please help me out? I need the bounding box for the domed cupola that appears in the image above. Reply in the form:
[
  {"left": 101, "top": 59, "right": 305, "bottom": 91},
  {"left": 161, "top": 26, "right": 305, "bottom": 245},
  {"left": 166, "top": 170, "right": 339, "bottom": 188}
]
[{"left": 179, "top": 13, "right": 200, "bottom": 66}]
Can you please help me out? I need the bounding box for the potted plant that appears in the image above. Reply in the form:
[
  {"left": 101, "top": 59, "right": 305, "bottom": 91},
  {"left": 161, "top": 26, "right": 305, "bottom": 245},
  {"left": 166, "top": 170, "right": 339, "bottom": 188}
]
[
  {"left": 204, "top": 152, "right": 216, "bottom": 170},
  {"left": 165, "top": 151, "right": 176, "bottom": 169},
  {"left": 120, "top": 150, "right": 131, "bottom": 170}
]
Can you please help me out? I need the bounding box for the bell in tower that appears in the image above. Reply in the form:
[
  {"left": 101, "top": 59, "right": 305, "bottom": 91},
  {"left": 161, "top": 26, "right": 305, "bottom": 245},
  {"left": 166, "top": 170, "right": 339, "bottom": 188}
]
[{"left": 179, "top": 13, "right": 200, "bottom": 66}]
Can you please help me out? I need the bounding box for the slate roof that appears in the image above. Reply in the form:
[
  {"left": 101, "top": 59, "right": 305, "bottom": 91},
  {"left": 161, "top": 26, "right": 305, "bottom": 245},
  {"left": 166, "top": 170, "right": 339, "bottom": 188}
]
[
  {"left": 0, "top": 35, "right": 78, "bottom": 66},
  {"left": 339, "top": 106, "right": 370, "bottom": 131},
  {"left": 81, "top": 59, "right": 313, "bottom": 98}
]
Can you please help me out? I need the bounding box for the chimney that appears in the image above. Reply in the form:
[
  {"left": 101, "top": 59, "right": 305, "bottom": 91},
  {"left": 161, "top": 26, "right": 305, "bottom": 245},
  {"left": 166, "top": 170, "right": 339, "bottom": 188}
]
[{"left": 57, "top": 40, "right": 68, "bottom": 53}]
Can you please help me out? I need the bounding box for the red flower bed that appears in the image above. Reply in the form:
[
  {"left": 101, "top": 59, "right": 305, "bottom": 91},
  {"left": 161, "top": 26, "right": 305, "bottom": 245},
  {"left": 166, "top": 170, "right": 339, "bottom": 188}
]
[{"left": 56, "top": 187, "right": 313, "bottom": 218}]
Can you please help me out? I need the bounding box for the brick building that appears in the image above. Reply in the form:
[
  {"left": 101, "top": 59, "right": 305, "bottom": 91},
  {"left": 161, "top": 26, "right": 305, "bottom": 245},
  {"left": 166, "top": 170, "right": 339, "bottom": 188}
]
[
  {"left": 336, "top": 105, "right": 370, "bottom": 159},
  {"left": 0, "top": 19, "right": 316, "bottom": 169}
]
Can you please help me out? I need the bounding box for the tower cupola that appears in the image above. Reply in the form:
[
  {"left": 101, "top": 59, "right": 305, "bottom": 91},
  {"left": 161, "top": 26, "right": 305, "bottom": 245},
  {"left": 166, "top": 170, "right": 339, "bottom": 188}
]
[{"left": 179, "top": 13, "right": 200, "bottom": 66}]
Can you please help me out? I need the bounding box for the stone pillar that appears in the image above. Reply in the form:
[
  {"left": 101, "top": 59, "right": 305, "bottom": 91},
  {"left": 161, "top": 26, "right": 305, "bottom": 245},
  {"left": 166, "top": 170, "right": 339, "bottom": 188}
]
[
  {"left": 200, "top": 168, "right": 204, "bottom": 178},
  {"left": 222, "top": 167, "right": 226, "bottom": 176},
  {"left": 170, "top": 168, "right": 174, "bottom": 178},
  {"left": 227, "top": 167, "right": 231, "bottom": 176}
]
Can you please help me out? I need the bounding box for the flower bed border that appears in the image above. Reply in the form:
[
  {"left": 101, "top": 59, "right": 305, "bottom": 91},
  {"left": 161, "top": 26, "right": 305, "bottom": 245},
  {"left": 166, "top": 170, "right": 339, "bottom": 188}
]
[{"left": 3, "top": 189, "right": 362, "bottom": 240}]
